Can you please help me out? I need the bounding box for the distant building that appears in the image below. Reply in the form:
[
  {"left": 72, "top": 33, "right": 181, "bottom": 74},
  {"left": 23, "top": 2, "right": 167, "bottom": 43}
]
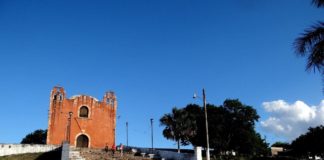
[
  {"left": 271, "top": 147, "right": 284, "bottom": 156},
  {"left": 46, "top": 86, "right": 117, "bottom": 148}
]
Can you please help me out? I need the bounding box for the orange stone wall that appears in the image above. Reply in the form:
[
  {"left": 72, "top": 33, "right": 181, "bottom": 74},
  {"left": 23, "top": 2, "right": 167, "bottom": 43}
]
[{"left": 46, "top": 86, "right": 117, "bottom": 148}]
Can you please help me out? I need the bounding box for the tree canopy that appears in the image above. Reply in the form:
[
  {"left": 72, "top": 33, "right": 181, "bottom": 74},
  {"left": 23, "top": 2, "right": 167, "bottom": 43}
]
[
  {"left": 271, "top": 141, "right": 290, "bottom": 149},
  {"left": 160, "top": 107, "right": 196, "bottom": 153},
  {"left": 290, "top": 125, "right": 324, "bottom": 158},
  {"left": 312, "top": 0, "right": 324, "bottom": 8},
  {"left": 160, "top": 99, "right": 269, "bottom": 157},
  {"left": 294, "top": 0, "right": 324, "bottom": 90},
  {"left": 21, "top": 129, "right": 47, "bottom": 144}
]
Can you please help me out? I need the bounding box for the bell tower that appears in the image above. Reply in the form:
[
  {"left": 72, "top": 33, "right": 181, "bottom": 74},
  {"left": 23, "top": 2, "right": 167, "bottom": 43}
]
[
  {"left": 104, "top": 91, "right": 117, "bottom": 109},
  {"left": 47, "top": 86, "right": 66, "bottom": 144}
]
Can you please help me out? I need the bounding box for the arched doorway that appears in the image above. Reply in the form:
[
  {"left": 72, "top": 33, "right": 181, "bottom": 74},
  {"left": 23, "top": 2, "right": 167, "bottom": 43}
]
[{"left": 76, "top": 134, "right": 89, "bottom": 148}]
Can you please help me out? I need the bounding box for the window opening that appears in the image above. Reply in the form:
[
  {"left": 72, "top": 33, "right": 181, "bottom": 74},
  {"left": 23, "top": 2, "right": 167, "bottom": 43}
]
[{"left": 79, "top": 106, "right": 89, "bottom": 118}]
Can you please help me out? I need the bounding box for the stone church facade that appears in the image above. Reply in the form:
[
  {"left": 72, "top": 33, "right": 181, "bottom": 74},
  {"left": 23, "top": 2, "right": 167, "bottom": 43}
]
[{"left": 46, "top": 86, "right": 117, "bottom": 148}]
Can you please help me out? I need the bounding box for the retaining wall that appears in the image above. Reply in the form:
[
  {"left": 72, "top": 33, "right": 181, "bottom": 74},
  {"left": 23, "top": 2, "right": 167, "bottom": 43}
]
[
  {"left": 131, "top": 146, "right": 197, "bottom": 160},
  {"left": 0, "top": 144, "right": 60, "bottom": 156}
]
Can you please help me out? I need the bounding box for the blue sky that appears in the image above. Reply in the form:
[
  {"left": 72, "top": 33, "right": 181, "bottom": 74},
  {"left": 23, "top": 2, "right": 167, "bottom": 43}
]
[{"left": 0, "top": 0, "right": 324, "bottom": 149}]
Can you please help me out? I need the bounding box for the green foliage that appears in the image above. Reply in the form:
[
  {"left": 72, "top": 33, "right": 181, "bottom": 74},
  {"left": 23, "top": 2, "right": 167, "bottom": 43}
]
[
  {"left": 312, "top": 0, "right": 324, "bottom": 8},
  {"left": 294, "top": 22, "right": 324, "bottom": 72},
  {"left": 21, "top": 129, "right": 47, "bottom": 144},
  {"left": 271, "top": 142, "right": 290, "bottom": 148},
  {"left": 290, "top": 125, "right": 324, "bottom": 158},
  {"left": 160, "top": 107, "right": 197, "bottom": 152},
  {"left": 160, "top": 99, "right": 269, "bottom": 157},
  {"left": 215, "top": 99, "right": 267, "bottom": 156},
  {"left": 294, "top": 0, "right": 324, "bottom": 90},
  {"left": 183, "top": 104, "right": 205, "bottom": 147}
]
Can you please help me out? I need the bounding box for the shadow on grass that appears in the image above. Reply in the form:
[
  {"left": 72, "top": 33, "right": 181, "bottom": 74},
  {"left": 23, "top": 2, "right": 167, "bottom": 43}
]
[
  {"left": 35, "top": 147, "right": 62, "bottom": 160},
  {"left": 251, "top": 156, "right": 297, "bottom": 160}
]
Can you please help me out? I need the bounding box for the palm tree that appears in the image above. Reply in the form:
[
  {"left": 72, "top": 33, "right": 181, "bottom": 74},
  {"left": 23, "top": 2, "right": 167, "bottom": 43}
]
[
  {"left": 294, "top": 22, "right": 324, "bottom": 72},
  {"left": 312, "top": 0, "right": 324, "bottom": 8},
  {"left": 294, "top": 0, "right": 324, "bottom": 85},
  {"left": 160, "top": 107, "right": 196, "bottom": 153}
]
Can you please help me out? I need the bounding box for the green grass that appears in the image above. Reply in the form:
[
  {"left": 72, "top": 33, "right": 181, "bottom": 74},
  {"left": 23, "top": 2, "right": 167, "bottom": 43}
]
[{"left": 0, "top": 153, "right": 43, "bottom": 160}]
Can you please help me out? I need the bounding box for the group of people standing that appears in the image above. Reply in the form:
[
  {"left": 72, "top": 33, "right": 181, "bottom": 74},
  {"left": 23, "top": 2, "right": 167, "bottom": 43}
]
[{"left": 105, "top": 143, "right": 124, "bottom": 156}]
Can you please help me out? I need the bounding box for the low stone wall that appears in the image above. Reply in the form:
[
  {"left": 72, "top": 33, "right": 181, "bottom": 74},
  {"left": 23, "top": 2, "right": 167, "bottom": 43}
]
[
  {"left": 0, "top": 144, "right": 60, "bottom": 156},
  {"left": 157, "top": 150, "right": 194, "bottom": 160},
  {"left": 131, "top": 146, "right": 196, "bottom": 160}
]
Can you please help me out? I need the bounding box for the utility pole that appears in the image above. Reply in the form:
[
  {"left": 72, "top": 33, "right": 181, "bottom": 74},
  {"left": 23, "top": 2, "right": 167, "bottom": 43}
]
[
  {"left": 203, "top": 89, "right": 210, "bottom": 160},
  {"left": 126, "top": 122, "right": 128, "bottom": 146},
  {"left": 194, "top": 89, "right": 210, "bottom": 160},
  {"left": 150, "top": 118, "right": 154, "bottom": 152}
]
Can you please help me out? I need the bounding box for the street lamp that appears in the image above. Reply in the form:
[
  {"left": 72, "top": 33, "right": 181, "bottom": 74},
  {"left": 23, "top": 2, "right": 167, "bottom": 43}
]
[
  {"left": 150, "top": 118, "right": 154, "bottom": 153},
  {"left": 126, "top": 122, "right": 128, "bottom": 146},
  {"left": 193, "top": 88, "right": 210, "bottom": 160}
]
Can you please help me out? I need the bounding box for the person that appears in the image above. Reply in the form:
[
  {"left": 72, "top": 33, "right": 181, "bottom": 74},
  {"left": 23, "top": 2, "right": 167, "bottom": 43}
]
[
  {"left": 120, "top": 143, "right": 124, "bottom": 156},
  {"left": 104, "top": 144, "right": 108, "bottom": 153},
  {"left": 111, "top": 144, "right": 116, "bottom": 155}
]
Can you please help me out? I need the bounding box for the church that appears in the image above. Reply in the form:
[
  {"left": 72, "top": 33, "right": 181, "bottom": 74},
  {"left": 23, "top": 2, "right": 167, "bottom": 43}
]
[{"left": 46, "top": 86, "right": 117, "bottom": 148}]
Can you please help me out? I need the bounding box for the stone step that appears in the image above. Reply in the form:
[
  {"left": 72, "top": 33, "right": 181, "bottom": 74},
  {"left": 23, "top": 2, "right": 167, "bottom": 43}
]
[
  {"left": 70, "top": 151, "right": 80, "bottom": 154},
  {"left": 69, "top": 149, "right": 86, "bottom": 160}
]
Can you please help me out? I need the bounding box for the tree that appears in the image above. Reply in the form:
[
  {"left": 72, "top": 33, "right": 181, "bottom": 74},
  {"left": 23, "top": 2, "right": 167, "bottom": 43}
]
[
  {"left": 271, "top": 141, "right": 290, "bottom": 148},
  {"left": 160, "top": 99, "right": 269, "bottom": 156},
  {"left": 290, "top": 125, "right": 324, "bottom": 159},
  {"left": 160, "top": 107, "right": 196, "bottom": 153},
  {"left": 183, "top": 104, "right": 205, "bottom": 147},
  {"left": 21, "top": 129, "right": 47, "bottom": 144},
  {"left": 219, "top": 99, "right": 267, "bottom": 156},
  {"left": 162, "top": 99, "right": 269, "bottom": 157},
  {"left": 312, "top": 0, "right": 324, "bottom": 8},
  {"left": 295, "top": 22, "right": 324, "bottom": 72},
  {"left": 208, "top": 99, "right": 268, "bottom": 156},
  {"left": 206, "top": 104, "right": 227, "bottom": 153},
  {"left": 294, "top": 0, "right": 324, "bottom": 89},
  {"left": 251, "top": 133, "right": 270, "bottom": 157}
]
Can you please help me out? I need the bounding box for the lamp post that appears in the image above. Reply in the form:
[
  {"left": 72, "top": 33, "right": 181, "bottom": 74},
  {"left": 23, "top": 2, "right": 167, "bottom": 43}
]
[
  {"left": 193, "top": 88, "right": 210, "bottom": 160},
  {"left": 126, "top": 122, "right": 128, "bottom": 146},
  {"left": 150, "top": 118, "right": 154, "bottom": 152}
]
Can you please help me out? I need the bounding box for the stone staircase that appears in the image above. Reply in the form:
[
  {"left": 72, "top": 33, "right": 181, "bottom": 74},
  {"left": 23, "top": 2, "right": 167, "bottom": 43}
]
[{"left": 69, "top": 147, "right": 86, "bottom": 160}]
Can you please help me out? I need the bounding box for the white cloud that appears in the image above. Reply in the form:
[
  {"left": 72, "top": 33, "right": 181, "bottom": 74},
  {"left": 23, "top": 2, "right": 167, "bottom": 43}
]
[{"left": 261, "top": 100, "right": 324, "bottom": 141}]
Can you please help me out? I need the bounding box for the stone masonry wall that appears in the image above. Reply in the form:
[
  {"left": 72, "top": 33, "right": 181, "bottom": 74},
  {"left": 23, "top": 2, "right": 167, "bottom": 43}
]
[
  {"left": 0, "top": 144, "right": 60, "bottom": 156},
  {"left": 132, "top": 146, "right": 196, "bottom": 160}
]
